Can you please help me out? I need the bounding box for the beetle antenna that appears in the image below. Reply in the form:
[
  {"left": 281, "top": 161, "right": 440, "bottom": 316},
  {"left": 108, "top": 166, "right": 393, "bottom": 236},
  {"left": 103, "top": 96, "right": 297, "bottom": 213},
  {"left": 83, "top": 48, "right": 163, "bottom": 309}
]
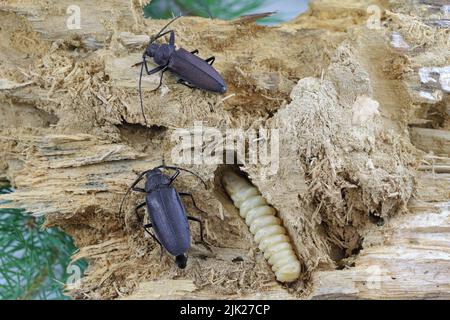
[
  {"left": 157, "top": 165, "right": 208, "bottom": 189},
  {"left": 138, "top": 58, "right": 149, "bottom": 128},
  {"left": 150, "top": 14, "right": 182, "bottom": 44},
  {"left": 178, "top": 168, "right": 207, "bottom": 189},
  {"left": 118, "top": 170, "right": 149, "bottom": 216},
  {"left": 199, "top": 0, "right": 214, "bottom": 19},
  {"left": 118, "top": 186, "right": 133, "bottom": 217}
]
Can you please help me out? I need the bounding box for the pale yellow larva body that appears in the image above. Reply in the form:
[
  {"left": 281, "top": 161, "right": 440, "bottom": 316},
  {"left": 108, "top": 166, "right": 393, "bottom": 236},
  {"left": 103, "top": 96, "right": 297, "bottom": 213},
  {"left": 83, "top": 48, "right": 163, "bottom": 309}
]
[{"left": 222, "top": 171, "right": 300, "bottom": 282}]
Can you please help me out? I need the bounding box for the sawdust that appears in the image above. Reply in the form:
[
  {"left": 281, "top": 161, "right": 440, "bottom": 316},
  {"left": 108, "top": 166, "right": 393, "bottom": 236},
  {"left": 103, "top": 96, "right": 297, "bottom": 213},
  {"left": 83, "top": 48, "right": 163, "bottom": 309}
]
[{"left": 275, "top": 74, "right": 414, "bottom": 252}]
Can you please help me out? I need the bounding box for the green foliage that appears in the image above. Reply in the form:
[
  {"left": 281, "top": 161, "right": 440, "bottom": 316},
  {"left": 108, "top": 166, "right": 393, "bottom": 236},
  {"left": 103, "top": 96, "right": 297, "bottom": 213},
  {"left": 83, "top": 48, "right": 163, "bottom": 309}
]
[
  {"left": 143, "top": 0, "right": 270, "bottom": 20},
  {"left": 0, "top": 187, "right": 87, "bottom": 300}
]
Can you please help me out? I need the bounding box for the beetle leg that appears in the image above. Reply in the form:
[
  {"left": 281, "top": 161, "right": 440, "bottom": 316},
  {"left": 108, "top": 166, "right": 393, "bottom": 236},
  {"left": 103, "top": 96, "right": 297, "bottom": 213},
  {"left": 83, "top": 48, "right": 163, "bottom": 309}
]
[
  {"left": 135, "top": 203, "right": 160, "bottom": 246},
  {"left": 157, "top": 165, "right": 207, "bottom": 189},
  {"left": 168, "top": 168, "right": 180, "bottom": 185},
  {"left": 190, "top": 49, "right": 199, "bottom": 55},
  {"left": 144, "top": 62, "right": 166, "bottom": 76},
  {"left": 135, "top": 201, "right": 164, "bottom": 253},
  {"left": 187, "top": 216, "right": 204, "bottom": 241},
  {"left": 179, "top": 192, "right": 208, "bottom": 216},
  {"left": 151, "top": 68, "right": 168, "bottom": 92},
  {"left": 147, "top": 14, "right": 181, "bottom": 45},
  {"left": 119, "top": 172, "right": 148, "bottom": 216},
  {"left": 134, "top": 202, "right": 146, "bottom": 221},
  {"left": 149, "top": 29, "right": 175, "bottom": 45},
  {"left": 180, "top": 192, "right": 212, "bottom": 250},
  {"left": 129, "top": 172, "right": 146, "bottom": 189},
  {"left": 135, "top": 201, "right": 164, "bottom": 256},
  {"left": 204, "top": 56, "right": 215, "bottom": 66},
  {"left": 169, "top": 30, "right": 175, "bottom": 46},
  {"left": 143, "top": 223, "right": 164, "bottom": 259},
  {"left": 143, "top": 223, "right": 161, "bottom": 245},
  {"left": 141, "top": 56, "right": 169, "bottom": 93},
  {"left": 187, "top": 216, "right": 212, "bottom": 251},
  {"left": 130, "top": 169, "right": 153, "bottom": 193}
]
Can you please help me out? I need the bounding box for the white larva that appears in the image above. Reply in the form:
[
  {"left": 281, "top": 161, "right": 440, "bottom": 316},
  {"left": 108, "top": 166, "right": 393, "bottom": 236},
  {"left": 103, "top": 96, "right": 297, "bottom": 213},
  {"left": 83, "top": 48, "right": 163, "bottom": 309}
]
[{"left": 222, "top": 171, "right": 300, "bottom": 282}]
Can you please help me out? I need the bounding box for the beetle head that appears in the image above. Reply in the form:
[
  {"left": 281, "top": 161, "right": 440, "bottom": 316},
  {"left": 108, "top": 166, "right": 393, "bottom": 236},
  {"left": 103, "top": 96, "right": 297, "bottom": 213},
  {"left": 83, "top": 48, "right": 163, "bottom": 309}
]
[{"left": 175, "top": 254, "right": 187, "bottom": 269}]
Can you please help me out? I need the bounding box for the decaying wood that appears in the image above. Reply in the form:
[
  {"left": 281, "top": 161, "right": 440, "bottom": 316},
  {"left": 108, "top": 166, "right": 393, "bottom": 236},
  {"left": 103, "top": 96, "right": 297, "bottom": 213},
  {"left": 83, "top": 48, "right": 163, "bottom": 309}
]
[
  {"left": 121, "top": 280, "right": 295, "bottom": 300},
  {"left": 0, "top": 0, "right": 449, "bottom": 299},
  {"left": 310, "top": 173, "right": 450, "bottom": 299}
]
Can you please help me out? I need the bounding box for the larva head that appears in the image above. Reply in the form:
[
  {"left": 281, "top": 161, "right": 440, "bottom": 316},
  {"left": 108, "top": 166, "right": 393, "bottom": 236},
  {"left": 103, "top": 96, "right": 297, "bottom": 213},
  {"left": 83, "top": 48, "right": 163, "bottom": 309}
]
[{"left": 175, "top": 254, "right": 187, "bottom": 269}]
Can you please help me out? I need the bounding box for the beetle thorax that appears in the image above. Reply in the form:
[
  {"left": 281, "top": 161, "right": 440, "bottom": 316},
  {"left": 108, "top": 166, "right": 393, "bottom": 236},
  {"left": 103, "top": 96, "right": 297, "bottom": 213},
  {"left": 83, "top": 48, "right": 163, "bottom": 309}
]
[
  {"left": 153, "top": 44, "right": 174, "bottom": 66},
  {"left": 145, "top": 169, "right": 171, "bottom": 191},
  {"left": 145, "top": 43, "right": 159, "bottom": 58}
]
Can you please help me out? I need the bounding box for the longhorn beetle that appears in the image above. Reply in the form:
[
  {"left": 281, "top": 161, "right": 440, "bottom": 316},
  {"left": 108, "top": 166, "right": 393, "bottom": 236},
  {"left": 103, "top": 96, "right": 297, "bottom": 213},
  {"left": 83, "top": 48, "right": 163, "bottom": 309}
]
[
  {"left": 134, "top": 15, "right": 227, "bottom": 126},
  {"left": 119, "top": 165, "right": 210, "bottom": 269}
]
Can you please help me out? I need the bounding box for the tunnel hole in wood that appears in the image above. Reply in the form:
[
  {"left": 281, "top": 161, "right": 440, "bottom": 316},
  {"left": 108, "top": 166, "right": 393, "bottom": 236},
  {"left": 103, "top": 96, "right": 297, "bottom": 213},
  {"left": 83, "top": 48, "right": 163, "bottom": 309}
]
[{"left": 369, "top": 210, "right": 385, "bottom": 226}]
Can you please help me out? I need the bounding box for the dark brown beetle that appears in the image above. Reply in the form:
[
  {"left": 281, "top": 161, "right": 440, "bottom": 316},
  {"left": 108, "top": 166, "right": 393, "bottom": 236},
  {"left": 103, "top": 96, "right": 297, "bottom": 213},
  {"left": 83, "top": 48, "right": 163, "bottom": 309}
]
[{"left": 135, "top": 16, "right": 227, "bottom": 126}]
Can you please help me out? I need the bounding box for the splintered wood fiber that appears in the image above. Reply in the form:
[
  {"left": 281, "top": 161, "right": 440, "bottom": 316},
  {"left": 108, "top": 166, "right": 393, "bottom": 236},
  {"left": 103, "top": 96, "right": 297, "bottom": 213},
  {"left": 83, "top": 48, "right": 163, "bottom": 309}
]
[{"left": 0, "top": 0, "right": 449, "bottom": 299}]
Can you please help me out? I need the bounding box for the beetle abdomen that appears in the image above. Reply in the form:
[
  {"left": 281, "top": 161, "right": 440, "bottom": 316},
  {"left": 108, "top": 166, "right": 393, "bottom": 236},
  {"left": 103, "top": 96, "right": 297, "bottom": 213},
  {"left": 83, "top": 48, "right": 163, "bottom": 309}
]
[
  {"left": 169, "top": 48, "right": 227, "bottom": 93},
  {"left": 222, "top": 171, "right": 300, "bottom": 282},
  {"left": 146, "top": 188, "right": 191, "bottom": 256}
]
